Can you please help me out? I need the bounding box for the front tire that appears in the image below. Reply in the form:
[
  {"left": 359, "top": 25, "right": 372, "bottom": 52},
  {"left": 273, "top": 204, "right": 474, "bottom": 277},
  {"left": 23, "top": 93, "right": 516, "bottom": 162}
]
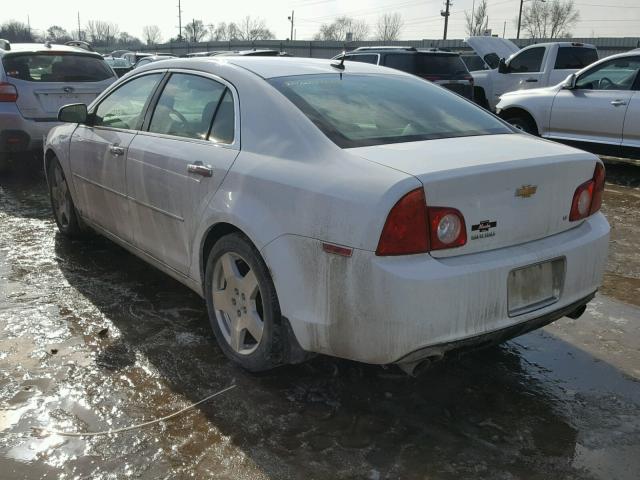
[
  {"left": 204, "top": 233, "right": 285, "bottom": 372},
  {"left": 503, "top": 114, "right": 538, "bottom": 135},
  {"left": 47, "top": 157, "right": 86, "bottom": 237}
]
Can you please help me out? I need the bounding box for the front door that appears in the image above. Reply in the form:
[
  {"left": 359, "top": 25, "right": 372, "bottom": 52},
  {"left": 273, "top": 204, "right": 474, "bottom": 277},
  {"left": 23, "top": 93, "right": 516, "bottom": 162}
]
[
  {"left": 548, "top": 56, "right": 640, "bottom": 147},
  {"left": 69, "top": 73, "right": 163, "bottom": 243},
  {"left": 126, "top": 72, "right": 239, "bottom": 274}
]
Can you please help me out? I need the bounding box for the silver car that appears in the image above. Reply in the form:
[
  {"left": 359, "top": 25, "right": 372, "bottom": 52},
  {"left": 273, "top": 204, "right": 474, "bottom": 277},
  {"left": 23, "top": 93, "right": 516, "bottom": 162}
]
[{"left": 0, "top": 41, "right": 117, "bottom": 172}]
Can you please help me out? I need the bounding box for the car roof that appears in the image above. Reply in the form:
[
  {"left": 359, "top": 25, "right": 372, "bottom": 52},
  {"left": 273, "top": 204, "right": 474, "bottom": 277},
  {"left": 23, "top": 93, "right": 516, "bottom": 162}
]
[
  {"left": 0, "top": 43, "right": 101, "bottom": 57},
  {"left": 135, "top": 56, "right": 410, "bottom": 80},
  {"left": 521, "top": 42, "right": 597, "bottom": 49}
]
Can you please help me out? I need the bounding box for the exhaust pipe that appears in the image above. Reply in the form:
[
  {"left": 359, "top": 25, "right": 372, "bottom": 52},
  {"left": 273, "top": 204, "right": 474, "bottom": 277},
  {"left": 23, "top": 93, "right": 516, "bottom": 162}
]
[
  {"left": 566, "top": 304, "right": 587, "bottom": 319},
  {"left": 397, "top": 354, "right": 444, "bottom": 376}
]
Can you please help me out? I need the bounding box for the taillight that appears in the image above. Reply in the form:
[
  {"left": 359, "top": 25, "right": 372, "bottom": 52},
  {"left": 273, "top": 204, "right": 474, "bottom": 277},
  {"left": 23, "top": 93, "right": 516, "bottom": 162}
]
[
  {"left": 569, "top": 162, "right": 605, "bottom": 221},
  {"left": 428, "top": 207, "right": 467, "bottom": 250},
  {"left": 376, "top": 188, "right": 467, "bottom": 256},
  {"left": 0, "top": 82, "right": 18, "bottom": 102},
  {"left": 376, "top": 188, "right": 429, "bottom": 256}
]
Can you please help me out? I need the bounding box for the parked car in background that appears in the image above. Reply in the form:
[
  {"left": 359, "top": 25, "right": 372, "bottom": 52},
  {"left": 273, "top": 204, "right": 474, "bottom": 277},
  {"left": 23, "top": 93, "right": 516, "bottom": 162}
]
[
  {"left": 466, "top": 37, "right": 598, "bottom": 110},
  {"left": 104, "top": 56, "right": 133, "bottom": 77},
  {"left": 0, "top": 40, "right": 117, "bottom": 172},
  {"left": 459, "top": 52, "right": 489, "bottom": 72},
  {"left": 45, "top": 57, "right": 608, "bottom": 374},
  {"left": 333, "top": 46, "right": 475, "bottom": 101},
  {"left": 185, "top": 51, "right": 228, "bottom": 57},
  {"left": 497, "top": 50, "right": 640, "bottom": 159},
  {"left": 214, "top": 49, "right": 289, "bottom": 57},
  {"left": 133, "top": 55, "right": 177, "bottom": 68},
  {"left": 109, "top": 49, "right": 132, "bottom": 58},
  {"left": 122, "top": 52, "right": 174, "bottom": 67}
]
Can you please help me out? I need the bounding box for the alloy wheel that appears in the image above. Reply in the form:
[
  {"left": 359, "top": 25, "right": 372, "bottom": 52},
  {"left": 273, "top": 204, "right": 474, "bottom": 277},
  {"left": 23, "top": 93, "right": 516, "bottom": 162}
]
[
  {"left": 51, "top": 163, "right": 71, "bottom": 229},
  {"left": 212, "top": 252, "right": 264, "bottom": 355}
]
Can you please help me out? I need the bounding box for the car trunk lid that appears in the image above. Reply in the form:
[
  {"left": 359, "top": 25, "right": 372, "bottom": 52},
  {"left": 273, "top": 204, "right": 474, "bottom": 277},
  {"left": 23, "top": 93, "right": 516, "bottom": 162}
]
[
  {"left": 12, "top": 80, "right": 108, "bottom": 119},
  {"left": 350, "top": 134, "right": 598, "bottom": 258}
]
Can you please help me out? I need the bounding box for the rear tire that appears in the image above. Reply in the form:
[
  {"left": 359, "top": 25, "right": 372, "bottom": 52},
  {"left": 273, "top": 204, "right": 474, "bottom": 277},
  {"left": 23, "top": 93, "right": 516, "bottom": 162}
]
[
  {"left": 204, "top": 233, "right": 286, "bottom": 372},
  {"left": 47, "top": 157, "right": 86, "bottom": 238}
]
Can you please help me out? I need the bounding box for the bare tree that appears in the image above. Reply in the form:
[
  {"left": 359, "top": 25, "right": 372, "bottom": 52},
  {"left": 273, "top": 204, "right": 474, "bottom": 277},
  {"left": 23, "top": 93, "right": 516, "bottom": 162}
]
[
  {"left": 375, "top": 13, "right": 403, "bottom": 41},
  {"left": 314, "top": 16, "right": 369, "bottom": 41},
  {"left": 518, "top": 0, "right": 579, "bottom": 39},
  {"left": 142, "top": 25, "right": 162, "bottom": 45},
  {"left": 0, "top": 21, "right": 35, "bottom": 42},
  {"left": 209, "top": 22, "right": 228, "bottom": 41},
  {"left": 85, "top": 20, "right": 120, "bottom": 46},
  {"left": 118, "top": 32, "right": 142, "bottom": 47},
  {"left": 184, "top": 19, "right": 207, "bottom": 43},
  {"left": 236, "top": 16, "right": 274, "bottom": 41},
  {"left": 465, "top": 0, "right": 490, "bottom": 36},
  {"left": 46, "top": 25, "right": 72, "bottom": 43}
]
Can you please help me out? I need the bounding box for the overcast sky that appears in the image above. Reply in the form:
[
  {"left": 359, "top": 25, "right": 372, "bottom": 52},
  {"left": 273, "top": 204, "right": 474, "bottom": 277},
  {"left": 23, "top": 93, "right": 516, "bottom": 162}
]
[{"left": 3, "top": 0, "right": 640, "bottom": 42}]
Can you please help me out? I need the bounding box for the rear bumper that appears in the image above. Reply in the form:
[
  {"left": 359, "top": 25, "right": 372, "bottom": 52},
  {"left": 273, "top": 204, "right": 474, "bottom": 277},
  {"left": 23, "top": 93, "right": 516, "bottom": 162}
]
[
  {"left": 0, "top": 104, "right": 59, "bottom": 153},
  {"left": 264, "top": 212, "right": 609, "bottom": 365}
]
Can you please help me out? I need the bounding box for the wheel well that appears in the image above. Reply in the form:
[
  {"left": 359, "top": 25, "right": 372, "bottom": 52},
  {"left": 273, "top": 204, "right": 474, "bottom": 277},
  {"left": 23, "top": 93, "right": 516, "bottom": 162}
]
[
  {"left": 473, "top": 86, "right": 490, "bottom": 110},
  {"left": 499, "top": 107, "right": 539, "bottom": 135},
  {"left": 44, "top": 149, "right": 57, "bottom": 174},
  {"left": 200, "top": 222, "right": 243, "bottom": 285}
]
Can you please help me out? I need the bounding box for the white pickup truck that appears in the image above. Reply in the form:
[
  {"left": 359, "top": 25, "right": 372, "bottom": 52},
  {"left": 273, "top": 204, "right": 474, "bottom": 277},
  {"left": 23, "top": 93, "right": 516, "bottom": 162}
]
[{"left": 465, "top": 37, "right": 598, "bottom": 110}]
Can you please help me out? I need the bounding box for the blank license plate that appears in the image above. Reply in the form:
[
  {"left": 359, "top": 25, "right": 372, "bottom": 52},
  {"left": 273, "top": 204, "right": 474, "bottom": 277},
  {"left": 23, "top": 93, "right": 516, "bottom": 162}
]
[{"left": 508, "top": 258, "right": 565, "bottom": 317}]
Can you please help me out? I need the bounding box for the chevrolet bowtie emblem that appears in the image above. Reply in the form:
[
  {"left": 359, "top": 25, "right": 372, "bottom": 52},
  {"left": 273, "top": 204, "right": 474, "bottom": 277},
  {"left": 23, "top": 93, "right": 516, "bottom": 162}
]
[{"left": 515, "top": 185, "right": 538, "bottom": 198}]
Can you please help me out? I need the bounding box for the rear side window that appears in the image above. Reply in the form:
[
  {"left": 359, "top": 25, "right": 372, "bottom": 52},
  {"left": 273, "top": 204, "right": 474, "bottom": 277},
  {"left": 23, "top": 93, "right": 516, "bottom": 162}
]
[
  {"left": 509, "top": 47, "right": 545, "bottom": 73},
  {"left": 148, "top": 73, "right": 232, "bottom": 142},
  {"left": 3, "top": 53, "right": 114, "bottom": 82},
  {"left": 269, "top": 74, "right": 511, "bottom": 148},
  {"left": 344, "top": 54, "right": 378, "bottom": 65},
  {"left": 94, "top": 73, "right": 162, "bottom": 130},
  {"left": 554, "top": 47, "right": 598, "bottom": 69},
  {"left": 383, "top": 53, "right": 467, "bottom": 76}
]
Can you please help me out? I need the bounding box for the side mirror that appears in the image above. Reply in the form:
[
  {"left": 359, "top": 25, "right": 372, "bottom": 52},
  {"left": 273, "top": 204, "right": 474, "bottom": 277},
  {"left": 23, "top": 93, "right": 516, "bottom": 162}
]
[
  {"left": 58, "top": 103, "right": 87, "bottom": 123},
  {"left": 562, "top": 73, "right": 577, "bottom": 90},
  {"left": 498, "top": 57, "right": 509, "bottom": 74}
]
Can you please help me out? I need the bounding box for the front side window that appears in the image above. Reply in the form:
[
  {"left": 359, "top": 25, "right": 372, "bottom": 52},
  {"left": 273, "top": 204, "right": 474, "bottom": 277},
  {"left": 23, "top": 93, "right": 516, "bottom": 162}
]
[
  {"left": 148, "top": 73, "right": 228, "bottom": 141},
  {"left": 3, "top": 53, "right": 114, "bottom": 82},
  {"left": 269, "top": 74, "right": 512, "bottom": 148},
  {"left": 509, "top": 47, "right": 545, "bottom": 73},
  {"left": 554, "top": 47, "right": 598, "bottom": 70},
  {"left": 575, "top": 57, "right": 640, "bottom": 91},
  {"left": 93, "top": 73, "right": 162, "bottom": 130}
]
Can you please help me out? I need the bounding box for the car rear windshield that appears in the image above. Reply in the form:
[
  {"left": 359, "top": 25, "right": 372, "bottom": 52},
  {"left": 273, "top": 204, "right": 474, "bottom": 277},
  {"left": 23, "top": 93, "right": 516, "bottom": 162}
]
[
  {"left": 2, "top": 53, "right": 114, "bottom": 82},
  {"left": 554, "top": 47, "right": 599, "bottom": 70},
  {"left": 269, "top": 74, "right": 511, "bottom": 148},
  {"left": 384, "top": 53, "right": 468, "bottom": 77}
]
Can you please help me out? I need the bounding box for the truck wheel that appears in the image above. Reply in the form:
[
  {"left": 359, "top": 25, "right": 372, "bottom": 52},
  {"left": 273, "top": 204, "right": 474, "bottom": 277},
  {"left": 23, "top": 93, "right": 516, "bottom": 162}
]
[
  {"left": 504, "top": 115, "right": 538, "bottom": 136},
  {"left": 204, "top": 233, "right": 286, "bottom": 372}
]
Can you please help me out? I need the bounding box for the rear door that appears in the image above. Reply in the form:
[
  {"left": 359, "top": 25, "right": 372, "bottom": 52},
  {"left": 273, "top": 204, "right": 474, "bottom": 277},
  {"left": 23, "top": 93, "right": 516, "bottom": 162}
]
[
  {"left": 2, "top": 52, "right": 116, "bottom": 120},
  {"left": 622, "top": 80, "right": 640, "bottom": 155},
  {"left": 70, "top": 72, "right": 164, "bottom": 242},
  {"left": 551, "top": 46, "right": 598, "bottom": 85},
  {"left": 126, "top": 71, "right": 240, "bottom": 274},
  {"left": 548, "top": 56, "right": 640, "bottom": 147}
]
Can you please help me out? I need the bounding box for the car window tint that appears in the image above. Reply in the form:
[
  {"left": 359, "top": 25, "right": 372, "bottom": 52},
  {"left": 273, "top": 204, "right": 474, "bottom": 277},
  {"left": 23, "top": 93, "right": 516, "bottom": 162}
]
[
  {"left": 383, "top": 54, "right": 415, "bottom": 73},
  {"left": 270, "top": 74, "right": 511, "bottom": 148},
  {"left": 575, "top": 57, "right": 640, "bottom": 91},
  {"left": 93, "top": 73, "right": 162, "bottom": 130},
  {"left": 554, "top": 47, "right": 598, "bottom": 69},
  {"left": 509, "top": 47, "right": 545, "bottom": 73},
  {"left": 344, "top": 54, "right": 378, "bottom": 64},
  {"left": 3, "top": 53, "right": 114, "bottom": 82},
  {"left": 209, "top": 89, "right": 235, "bottom": 144},
  {"left": 148, "top": 73, "right": 226, "bottom": 140}
]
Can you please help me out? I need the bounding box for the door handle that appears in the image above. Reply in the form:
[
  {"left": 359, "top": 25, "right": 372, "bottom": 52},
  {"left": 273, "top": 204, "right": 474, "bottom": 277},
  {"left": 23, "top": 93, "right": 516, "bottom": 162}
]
[
  {"left": 610, "top": 99, "right": 627, "bottom": 107},
  {"left": 109, "top": 145, "right": 125, "bottom": 156},
  {"left": 525, "top": 78, "right": 538, "bottom": 83},
  {"left": 188, "top": 162, "right": 213, "bottom": 177}
]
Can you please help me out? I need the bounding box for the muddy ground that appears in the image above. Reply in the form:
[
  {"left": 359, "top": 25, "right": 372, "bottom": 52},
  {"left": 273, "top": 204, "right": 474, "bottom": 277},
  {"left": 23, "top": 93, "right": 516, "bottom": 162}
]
[{"left": 1, "top": 161, "right": 639, "bottom": 480}]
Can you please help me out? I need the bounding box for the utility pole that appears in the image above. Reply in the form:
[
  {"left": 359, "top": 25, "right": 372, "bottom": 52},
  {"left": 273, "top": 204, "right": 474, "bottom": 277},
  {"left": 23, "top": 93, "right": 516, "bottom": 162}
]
[
  {"left": 77, "top": 12, "right": 81, "bottom": 41},
  {"left": 177, "top": 0, "right": 183, "bottom": 41},
  {"left": 288, "top": 10, "right": 294, "bottom": 41},
  {"left": 503, "top": 20, "right": 506, "bottom": 38},
  {"left": 441, "top": 0, "right": 451, "bottom": 40},
  {"left": 517, "top": 0, "right": 524, "bottom": 39}
]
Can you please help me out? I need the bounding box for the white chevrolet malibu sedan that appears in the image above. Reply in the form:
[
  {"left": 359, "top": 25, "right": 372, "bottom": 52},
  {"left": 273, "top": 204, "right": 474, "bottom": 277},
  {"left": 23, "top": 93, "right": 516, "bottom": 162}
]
[{"left": 44, "top": 57, "right": 609, "bottom": 373}]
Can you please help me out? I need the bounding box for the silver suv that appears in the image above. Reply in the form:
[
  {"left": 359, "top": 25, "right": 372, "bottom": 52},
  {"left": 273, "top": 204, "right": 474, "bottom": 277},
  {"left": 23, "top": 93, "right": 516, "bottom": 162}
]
[{"left": 0, "top": 40, "right": 117, "bottom": 172}]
